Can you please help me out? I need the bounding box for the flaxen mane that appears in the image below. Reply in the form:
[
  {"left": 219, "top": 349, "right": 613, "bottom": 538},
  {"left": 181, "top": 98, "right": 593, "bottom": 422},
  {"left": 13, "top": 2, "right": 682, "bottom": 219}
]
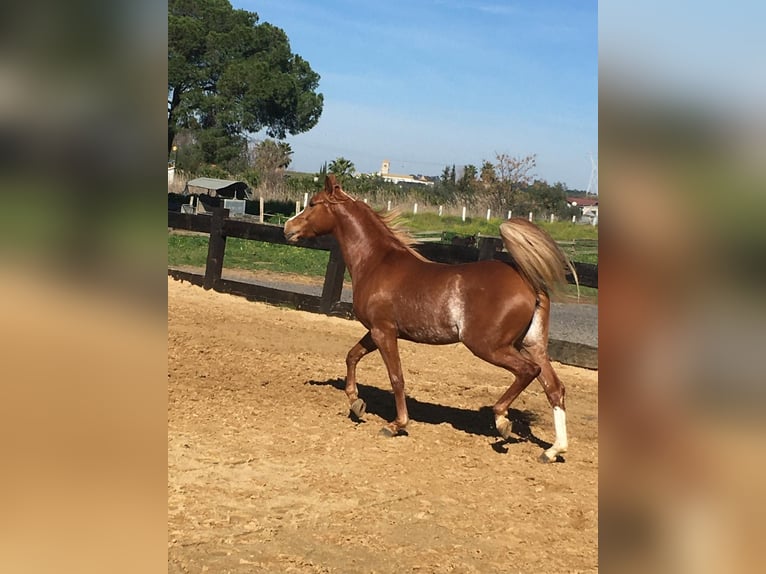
[{"left": 368, "top": 205, "right": 430, "bottom": 262}]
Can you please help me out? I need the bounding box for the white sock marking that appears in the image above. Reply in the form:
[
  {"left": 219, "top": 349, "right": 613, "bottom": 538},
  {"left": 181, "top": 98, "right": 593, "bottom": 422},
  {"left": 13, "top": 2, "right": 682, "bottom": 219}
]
[{"left": 552, "top": 405, "right": 567, "bottom": 451}]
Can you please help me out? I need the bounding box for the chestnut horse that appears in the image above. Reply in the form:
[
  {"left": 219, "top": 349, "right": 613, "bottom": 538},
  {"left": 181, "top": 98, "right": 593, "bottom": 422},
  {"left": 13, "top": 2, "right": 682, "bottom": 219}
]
[{"left": 285, "top": 175, "right": 575, "bottom": 462}]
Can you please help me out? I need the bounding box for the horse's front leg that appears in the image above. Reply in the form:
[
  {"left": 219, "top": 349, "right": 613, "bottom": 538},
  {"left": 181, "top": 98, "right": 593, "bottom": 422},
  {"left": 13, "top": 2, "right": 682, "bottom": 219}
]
[
  {"left": 345, "top": 331, "right": 377, "bottom": 418},
  {"left": 370, "top": 326, "right": 409, "bottom": 436}
]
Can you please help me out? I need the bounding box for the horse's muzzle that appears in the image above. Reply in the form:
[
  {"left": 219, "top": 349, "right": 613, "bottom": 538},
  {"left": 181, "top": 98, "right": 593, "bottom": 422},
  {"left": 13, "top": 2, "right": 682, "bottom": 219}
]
[{"left": 284, "top": 227, "right": 299, "bottom": 243}]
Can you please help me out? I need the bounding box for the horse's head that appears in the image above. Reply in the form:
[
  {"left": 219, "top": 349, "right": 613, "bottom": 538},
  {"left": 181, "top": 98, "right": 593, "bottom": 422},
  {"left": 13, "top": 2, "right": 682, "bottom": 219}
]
[{"left": 284, "top": 174, "right": 353, "bottom": 242}]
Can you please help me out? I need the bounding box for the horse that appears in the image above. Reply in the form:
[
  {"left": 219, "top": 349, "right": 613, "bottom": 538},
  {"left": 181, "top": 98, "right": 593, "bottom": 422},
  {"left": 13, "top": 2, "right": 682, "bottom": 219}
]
[{"left": 284, "top": 175, "right": 576, "bottom": 462}]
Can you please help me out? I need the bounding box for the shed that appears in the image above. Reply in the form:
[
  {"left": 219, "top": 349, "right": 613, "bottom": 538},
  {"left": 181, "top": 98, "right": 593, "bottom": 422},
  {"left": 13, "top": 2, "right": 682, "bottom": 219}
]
[
  {"left": 567, "top": 196, "right": 599, "bottom": 225},
  {"left": 184, "top": 177, "right": 252, "bottom": 200}
]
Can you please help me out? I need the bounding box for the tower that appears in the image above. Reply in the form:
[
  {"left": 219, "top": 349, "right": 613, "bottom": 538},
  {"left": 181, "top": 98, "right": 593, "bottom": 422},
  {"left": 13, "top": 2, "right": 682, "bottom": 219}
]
[
  {"left": 586, "top": 154, "right": 598, "bottom": 195},
  {"left": 381, "top": 159, "right": 390, "bottom": 175}
]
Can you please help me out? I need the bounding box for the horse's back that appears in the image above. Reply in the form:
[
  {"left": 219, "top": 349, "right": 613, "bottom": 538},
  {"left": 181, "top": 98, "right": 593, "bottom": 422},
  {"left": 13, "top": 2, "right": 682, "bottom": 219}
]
[{"left": 355, "top": 257, "right": 538, "bottom": 346}]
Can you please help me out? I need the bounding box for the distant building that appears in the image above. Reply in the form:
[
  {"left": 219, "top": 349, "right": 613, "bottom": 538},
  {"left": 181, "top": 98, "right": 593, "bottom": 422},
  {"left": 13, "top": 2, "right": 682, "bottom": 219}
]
[
  {"left": 377, "top": 160, "right": 434, "bottom": 186},
  {"left": 184, "top": 177, "right": 253, "bottom": 200},
  {"left": 567, "top": 196, "right": 598, "bottom": 224}
]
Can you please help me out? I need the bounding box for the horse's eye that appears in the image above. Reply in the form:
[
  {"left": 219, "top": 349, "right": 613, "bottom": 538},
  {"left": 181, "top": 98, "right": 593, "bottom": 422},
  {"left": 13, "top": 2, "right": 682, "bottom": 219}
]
[{"left": 308, "top": 201, "right": 315, "bottom": 208}]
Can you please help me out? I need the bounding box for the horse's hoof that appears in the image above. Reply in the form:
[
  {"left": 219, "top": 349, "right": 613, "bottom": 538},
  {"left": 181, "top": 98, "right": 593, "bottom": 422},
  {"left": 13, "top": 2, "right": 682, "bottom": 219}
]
[
  {"left": 538, "top": 452, "right": 554, "bottom": 464},
  {"left": 496, "top": 421, "right": 513, "bottom": 441},
  {"left": 379, "top": 426, "right": 397, "bottom": 438},
  {"left": 350, "top": 398, "right": 366, "bottom": 419}
]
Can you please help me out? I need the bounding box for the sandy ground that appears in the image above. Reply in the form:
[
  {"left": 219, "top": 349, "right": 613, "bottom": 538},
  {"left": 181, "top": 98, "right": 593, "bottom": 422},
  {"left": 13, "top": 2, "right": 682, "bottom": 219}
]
[{"left": 168, "top": 277, "right": 598, "bottom": 573}]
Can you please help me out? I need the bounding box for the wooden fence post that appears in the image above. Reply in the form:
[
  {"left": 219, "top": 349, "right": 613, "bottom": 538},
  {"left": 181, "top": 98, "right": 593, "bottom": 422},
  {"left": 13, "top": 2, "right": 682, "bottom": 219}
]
[
  {"left": 319, "top": 243, "right": 346, "bottom": 314},
  {"left": 204, "top": 207, "right": 229, "bottom": 290}
]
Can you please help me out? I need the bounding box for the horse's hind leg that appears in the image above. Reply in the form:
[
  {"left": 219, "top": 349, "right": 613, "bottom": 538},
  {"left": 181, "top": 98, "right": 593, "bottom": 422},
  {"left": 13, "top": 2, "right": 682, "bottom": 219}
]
[
  {"left": 464, "top": 339, "right": 541, "bottom": 442},
  {"left": 523, "top": 297, "right": 568, "bottom": 463},
  {"left": 533, "top": 356, "right": 568, "bottom": 463},
  {"left": 485, "top": 349, "right": 541, "bottom": 441},
  {"left": 345, "top": 331, "right": 377, "bottom": 418}
]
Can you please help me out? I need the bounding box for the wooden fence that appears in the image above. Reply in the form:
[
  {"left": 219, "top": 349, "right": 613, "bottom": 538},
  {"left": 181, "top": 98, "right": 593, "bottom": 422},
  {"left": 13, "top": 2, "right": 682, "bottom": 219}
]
[{"left": 168, "top": 208, "right": 598, "bottom": 367}]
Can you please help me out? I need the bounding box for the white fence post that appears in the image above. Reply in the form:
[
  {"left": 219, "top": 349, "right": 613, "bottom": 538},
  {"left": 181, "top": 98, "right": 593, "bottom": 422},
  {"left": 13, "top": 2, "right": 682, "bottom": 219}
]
[
  {"left": 486, "top": 208, "right": 491, "bottom": 221},
  {"left": 528, "top": 212, "right": 533, "bottom": 222},
  {"left": 387, "top": 200, "right": 391, "bottom": 211},
  {"left": 303, "top": 192, "right": 309, "bottom": 210},
  {"left": 572, "top": 215, "right": 576, "bottom": 223},
  {"left": 550, "top": 213, "right": 555, "bottom": 223},
  {"left": 507, "top": 210, "right": 512, "bottom": 220},
  {"left": 413, "top": 202, "right": 418, "bottom": 215},
  {"left": 259, "top": 196, "right": 264, "bottom": 223},
  {"left": 462, "top": 206, "right": 466, "bottom": 222},
  {"left": 438, "top": 205, "right": 443, "bottom": 217},
  {"left": 295, "top": 200, "right": 301, "bottom": 215}
]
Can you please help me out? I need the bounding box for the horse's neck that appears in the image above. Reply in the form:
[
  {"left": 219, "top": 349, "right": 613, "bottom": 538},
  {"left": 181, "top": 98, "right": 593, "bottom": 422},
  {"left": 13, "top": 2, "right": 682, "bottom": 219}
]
[{"left": 333, "top": 205, "right": 399, "bottom": 281}]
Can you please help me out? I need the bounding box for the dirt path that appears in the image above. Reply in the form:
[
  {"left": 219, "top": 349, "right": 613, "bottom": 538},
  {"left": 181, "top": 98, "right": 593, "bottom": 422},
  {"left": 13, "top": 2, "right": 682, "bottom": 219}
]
[{"left": 168, "top": 277, "right": 598, "bottom": 573}]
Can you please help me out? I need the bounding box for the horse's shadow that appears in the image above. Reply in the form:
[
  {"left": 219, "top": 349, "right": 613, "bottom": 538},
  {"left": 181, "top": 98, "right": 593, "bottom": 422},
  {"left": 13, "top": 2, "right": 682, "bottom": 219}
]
[{"left": 306, "top": 378, "right": 552, "bottom": 452}]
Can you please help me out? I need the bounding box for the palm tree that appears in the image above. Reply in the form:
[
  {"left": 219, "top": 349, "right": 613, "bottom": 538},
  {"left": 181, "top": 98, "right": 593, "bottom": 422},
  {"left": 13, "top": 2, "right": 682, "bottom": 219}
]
[
  {"left": 250, "top": 138, "right": 294, "bottom": 194},
  {"left": 276, "top": 142, "right": 293, "bottom": 169},
  {"left": 328, "top": 157, "right": 356, "bottom": 180}
]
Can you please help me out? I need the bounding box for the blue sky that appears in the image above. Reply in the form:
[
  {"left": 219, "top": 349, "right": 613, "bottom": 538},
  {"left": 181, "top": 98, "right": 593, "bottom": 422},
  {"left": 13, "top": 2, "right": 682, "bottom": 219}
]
[{"left": 235, "top": 0, "right": 597, "bottom": 190}]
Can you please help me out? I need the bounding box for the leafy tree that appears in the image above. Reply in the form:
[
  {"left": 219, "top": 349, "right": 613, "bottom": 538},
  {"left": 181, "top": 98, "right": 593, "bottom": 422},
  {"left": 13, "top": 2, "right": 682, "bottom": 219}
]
[
  {"left": 286, "top": 174, "right": 322, "bottom": 198},
  {"left": 344, "top": 173, "right": 385, "bottom": 198},
  {"left": 251, "top": 139, "right": 292, "bottom": 170},
  {"left": 523, "top": 180, "right": 573, "bottom": 219},
  {"left": 456, "top": 164, "right": 478, "bottom": 205},
  {"left": 168, "top": 0, "right": 323, "bottom": 170},
  {"left": 430, "top": 164, "right": 457, "bottom": 205},
  {"left": 481, "top": 153, "right": 537, "bottom": 214},
  {"left": 250, "top": 139, "right": 293, "bottom": 194},
  {"left": 440, "top": 165, "right": 453, "bottom": 185}
]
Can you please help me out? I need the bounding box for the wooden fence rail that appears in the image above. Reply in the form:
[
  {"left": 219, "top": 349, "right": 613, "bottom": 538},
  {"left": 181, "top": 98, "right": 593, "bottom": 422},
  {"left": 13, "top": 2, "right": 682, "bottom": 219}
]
[{"left": 168, "top": 209, "right": 598, "bottom": 367}]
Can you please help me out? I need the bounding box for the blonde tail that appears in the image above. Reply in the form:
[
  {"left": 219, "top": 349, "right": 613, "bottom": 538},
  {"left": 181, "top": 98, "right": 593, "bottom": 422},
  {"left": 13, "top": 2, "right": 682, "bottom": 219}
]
[{"left": 499, "top": 218, "right": 579, "bottom": 299}]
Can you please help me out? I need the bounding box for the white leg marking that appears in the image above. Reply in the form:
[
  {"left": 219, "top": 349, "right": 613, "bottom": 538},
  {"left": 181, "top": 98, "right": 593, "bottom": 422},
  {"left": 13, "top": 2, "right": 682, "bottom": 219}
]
[
  {"left": 552, "top": 406, "right": 568, "bottom": 451},
  {"left": 495, "top": 414, "right": 511, "bottom": 436},
  {"left": 543, "top": 406, "right": 568, "bottom": 460}
]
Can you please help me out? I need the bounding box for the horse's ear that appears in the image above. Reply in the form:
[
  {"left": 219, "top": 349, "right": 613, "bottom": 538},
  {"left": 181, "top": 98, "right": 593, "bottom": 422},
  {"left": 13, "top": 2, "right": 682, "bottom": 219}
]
[
  {"left": 324, "top": 174, "right": 337, "bottom": 193},
  {"left": 325, "top": 174, "right": 350, "bottom": 201}
]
